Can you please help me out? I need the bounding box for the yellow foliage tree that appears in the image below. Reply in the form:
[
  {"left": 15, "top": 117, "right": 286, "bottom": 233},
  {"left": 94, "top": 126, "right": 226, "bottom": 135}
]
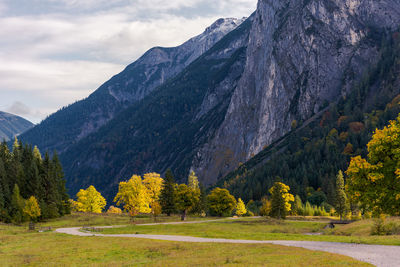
[
  {"left": 269, "top": 182, "right": 294, "bottom": 219},
  {"left": 107, "top": 206, "right": 122, "bottom": 214},
  {"left": 23, "top": 196, "right": 41, "bottom": 221},
  {"left": 114, "top": 175, "right": 151, "bottom": 217},
  {"left": 143, "top": 172, "right": 164, "bottom": 214},
  {"left": 75, "top": 185, "right": 106, "bottom": 213},
  {"left": 346, "top": 115, "right": 400, "bottom": 216},
  {"left": 235, "top": 198, "right": 247, "bottom": 216}
]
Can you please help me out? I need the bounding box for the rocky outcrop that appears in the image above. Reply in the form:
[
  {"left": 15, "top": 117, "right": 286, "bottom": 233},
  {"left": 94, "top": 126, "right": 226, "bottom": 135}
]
[{"left": 193, "top": 0, "right": 400, "bottom": 184}]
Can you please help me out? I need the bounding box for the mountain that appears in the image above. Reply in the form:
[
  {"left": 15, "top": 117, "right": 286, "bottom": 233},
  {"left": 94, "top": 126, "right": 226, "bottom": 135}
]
[
  {"left": 192, "top": 0, "right": 400, "bottom": 185},
  {"left": 21, "top": 0, "right": 400, "bottom": 201},
  {"left": 218, "top": 31, "right": 400, "bottom": 202},
  {"left": 0, "top": 111, "right": 33, "bottom": 141},
  {"left": 60, "top": 17, "right": 253, "bottom": 199},
  {"left": 19, "top": 18, "right": 245, "bottom": 154}
]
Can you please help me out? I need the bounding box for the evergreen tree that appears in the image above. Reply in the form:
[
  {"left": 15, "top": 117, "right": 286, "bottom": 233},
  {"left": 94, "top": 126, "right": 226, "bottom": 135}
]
[
  {"left": 293, "top": 195, "right": 303, "bottom": 215},
  {"left": 11, "top": 184, "right": 25, "bottom": 224},
  {"left": 159, "top": 169, "right": 176, "bottom": 216},
  {"left": 335, "top": 170, "right": 349, "bottom": 220}
]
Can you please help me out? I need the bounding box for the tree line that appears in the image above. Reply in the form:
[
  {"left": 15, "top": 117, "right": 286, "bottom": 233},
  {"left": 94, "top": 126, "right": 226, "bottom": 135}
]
[{"left": 0, "top": 139, "right": 70, "bottom": 223}]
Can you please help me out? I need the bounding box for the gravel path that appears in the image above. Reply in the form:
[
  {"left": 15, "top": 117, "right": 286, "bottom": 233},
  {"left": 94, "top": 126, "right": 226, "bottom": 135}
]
[{"left": 55, "top": 220, "right": 400, "bottom": 267}]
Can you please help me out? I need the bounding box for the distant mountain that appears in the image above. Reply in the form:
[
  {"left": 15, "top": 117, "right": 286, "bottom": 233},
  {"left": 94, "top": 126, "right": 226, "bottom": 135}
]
[
  {"left": 0, "top": 111, "right": 33, "bottom": 141},
  {"left": 19, "top": 17, "right": 246, "bottom": 154}
]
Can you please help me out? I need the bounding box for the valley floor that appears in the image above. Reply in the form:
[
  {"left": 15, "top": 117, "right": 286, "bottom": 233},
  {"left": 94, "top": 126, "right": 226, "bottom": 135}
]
[{"left": 2, "top": 213, "right": 397, "bottom": 266}]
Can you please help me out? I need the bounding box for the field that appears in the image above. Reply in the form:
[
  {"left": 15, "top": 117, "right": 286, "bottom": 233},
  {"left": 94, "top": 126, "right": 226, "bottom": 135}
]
[
  {"left": 97, "top": 216, "right": 400, "bottom": 246},
  {"left": 0, "top": 213, "right": 373, "bottom": 266}
]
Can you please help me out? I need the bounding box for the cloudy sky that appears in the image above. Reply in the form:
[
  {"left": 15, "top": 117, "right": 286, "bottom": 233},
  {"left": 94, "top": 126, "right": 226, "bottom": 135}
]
[{"left": 0, "top": 0, "right": 256, "bottom": 123}]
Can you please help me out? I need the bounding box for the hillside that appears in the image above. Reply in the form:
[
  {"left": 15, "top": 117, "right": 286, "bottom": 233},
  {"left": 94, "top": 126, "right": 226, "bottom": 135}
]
[
  {"left": 0, "top": 111, "right": 33, "bottom": 141},
  {"left": 19, "top": 18, "right": 245, "bottom": 154},
  {"left": 218, "top": 30, "right": 400, "bottom": 203},
  {"left": 60, "top": 18, "right": 253, "bottom": 199}
]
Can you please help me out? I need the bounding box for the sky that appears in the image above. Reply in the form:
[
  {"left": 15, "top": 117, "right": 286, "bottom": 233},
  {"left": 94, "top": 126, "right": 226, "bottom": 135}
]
[{"left": 0, "top": 0, "right": 257, "bottom": 124}]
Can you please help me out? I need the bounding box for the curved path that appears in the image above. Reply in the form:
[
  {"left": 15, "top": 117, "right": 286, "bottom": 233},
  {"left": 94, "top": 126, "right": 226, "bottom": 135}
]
[{"left": 56, "top": 220, "right": 400, "bottom": 267}]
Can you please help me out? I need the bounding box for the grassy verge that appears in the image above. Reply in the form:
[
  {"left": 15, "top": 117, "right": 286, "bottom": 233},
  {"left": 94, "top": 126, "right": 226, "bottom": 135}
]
[
  {"left": 98, "top": 217, "right": 400, "bottom": 246},
  {"left": 0, "top": 224, "right": 371, "bottom": 266}
]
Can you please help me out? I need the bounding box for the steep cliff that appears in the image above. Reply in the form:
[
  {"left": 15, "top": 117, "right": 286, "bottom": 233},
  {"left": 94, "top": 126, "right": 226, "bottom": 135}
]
[
  {"left": 20, "top": 18, "right": 245, "bottom": 153},
  {"left": 193, "top": 0, "right": 400, "bottom": 185}
]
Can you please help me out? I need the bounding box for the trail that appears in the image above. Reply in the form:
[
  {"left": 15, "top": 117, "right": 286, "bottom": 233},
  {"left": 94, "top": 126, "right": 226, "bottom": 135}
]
[{"left": 55, "top": 220, "right": 400, "bottom": 267}]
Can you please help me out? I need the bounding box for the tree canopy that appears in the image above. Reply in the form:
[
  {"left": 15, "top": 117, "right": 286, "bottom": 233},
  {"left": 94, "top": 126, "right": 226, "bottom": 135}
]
[
  {"left": 207, "top": 187, "right": 236, "bottom": 217},
  {"left": 74, "top": 185, "right": 106, "bottom": 213}
]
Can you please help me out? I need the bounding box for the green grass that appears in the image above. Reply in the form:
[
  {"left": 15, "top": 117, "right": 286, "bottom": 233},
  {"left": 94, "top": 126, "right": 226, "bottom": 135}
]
[
  {"left": 0, "top": 223, "right": 371, "bottom": 266},
  {"left": 98, "top": 217, "right": 400, "bottom": 246},
  {"left": 35, "top": 212, "right": 213, "bottom": 228}
]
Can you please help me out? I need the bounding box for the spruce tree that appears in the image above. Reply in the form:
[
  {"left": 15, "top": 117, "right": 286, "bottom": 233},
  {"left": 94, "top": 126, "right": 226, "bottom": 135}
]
[{"left": 159, "top": 169, "right": 176, "bottom": 216}]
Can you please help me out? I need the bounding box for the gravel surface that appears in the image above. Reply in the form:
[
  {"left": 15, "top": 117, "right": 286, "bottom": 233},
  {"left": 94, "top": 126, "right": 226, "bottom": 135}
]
[{"left": 55, "top": 220, "right": 400, "bottom": 267}]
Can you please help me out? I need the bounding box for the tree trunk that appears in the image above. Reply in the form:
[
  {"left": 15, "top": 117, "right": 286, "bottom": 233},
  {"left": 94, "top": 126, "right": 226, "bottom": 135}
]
[
  {"left": 181, "top": 210, "right": 187, "bottom": 221},
  {"left": 29, "top": 221, "right": 35, "bottom": 231}
]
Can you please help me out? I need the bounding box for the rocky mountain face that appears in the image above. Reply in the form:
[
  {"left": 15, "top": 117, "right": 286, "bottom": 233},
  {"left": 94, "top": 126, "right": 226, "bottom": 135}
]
[
  {"left": 20, "top": 17, "right": 245, "bottom": 154},
  {"left": 0, "top": 111, "right": 33, "bottom": 142},
  {"left": 192, "top": 0, "right": 400, "bottom": 184}
]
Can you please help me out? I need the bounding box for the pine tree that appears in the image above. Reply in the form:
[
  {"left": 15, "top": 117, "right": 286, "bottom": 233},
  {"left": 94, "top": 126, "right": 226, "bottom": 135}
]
[
  {"left": 159, "top": 169, "right": 176, "bottom": 216},
  {"left": 335, "top": 170, "right": 349, "bottom": 220}
]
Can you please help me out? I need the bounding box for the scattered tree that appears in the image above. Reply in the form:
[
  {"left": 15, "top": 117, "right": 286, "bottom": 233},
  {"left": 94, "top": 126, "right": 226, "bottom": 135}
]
[
  {"left": 269, "top": 182, "right": 294, "bottom": 219},
  {"left": 335, "top": 170, "right": 349, "bottom": 220},
  {"left": 143, "top": 172, "right": 164, "bottom": 215},
  {"left": 159, "top": 169, "right": 176, "bottom": 216},
  {"left": 75, "top": 185, "right": 106, "bottom": 213},
  {"left": 23, "top": 196, "right": 41, "bottom": 220},
  {"left": 114, "top": 175, "right": 151, "bottom": 218},
  {"left": 346, "top": 115, "right": 400, "bottom": 216},
  {"left": 175, "top": 184, "right": 198, "bottom": 220},
  {"left": 235, "top": 198, "right": 247, "bottom": 216},
  {"left": 207, "top": 188, "right": 236, "bottom": 217}
]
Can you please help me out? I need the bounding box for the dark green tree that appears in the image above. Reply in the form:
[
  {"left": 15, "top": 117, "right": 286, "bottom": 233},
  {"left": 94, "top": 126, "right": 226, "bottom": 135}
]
[{"left": 159, "top": 169, "right": 176, "bottom": 216}]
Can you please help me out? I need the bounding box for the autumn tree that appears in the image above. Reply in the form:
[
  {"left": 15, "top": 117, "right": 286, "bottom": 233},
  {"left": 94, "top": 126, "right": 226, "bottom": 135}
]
[
  {"left": 143, "top": 172, "right": 164, "bottom": 215},
  {"left": 235, "top": 198, "right": 247, "bottom": 216},
  {"left": 207, "top": 188, "right": 236, "bottom": 217},
  {"left": 269, "top": 182, "right": 294, "bottom": 219},
  {"left": 23, "top": 196, "right": 41, "bottom": 222},
  {"left": 335, "top": 170, "right": 349, "bottom": 220},
  {"left": 114, "top": 175, "right": 151, "bottom": 218},
  {"left": 175, "top": 184, "right": 199, "bottom": 220},
  {"left": 75, "top": 185, "right": 106, "bottom": 213},
  {"left": 346, "top": 115, "right": 400, "bottom": 216},
  {"left": 187, "top": 171, "right": 200, "bottom": 193},
  {"left": 159, "top": 169, "right": 176, "bottom": 216}
]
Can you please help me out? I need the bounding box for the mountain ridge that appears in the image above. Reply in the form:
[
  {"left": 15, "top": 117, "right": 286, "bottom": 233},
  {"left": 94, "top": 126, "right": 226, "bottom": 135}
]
[{"left": 0, "top": 111, "right": 33, "bottom": 142}]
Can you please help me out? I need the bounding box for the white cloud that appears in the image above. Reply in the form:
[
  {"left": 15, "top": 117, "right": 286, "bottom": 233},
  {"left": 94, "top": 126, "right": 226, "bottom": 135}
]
[{"left": 0, "top": 0, "right": 257, "bottom": 123}]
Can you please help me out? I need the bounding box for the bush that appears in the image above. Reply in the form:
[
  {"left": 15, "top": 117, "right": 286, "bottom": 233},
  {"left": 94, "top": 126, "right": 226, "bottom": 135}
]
[{"left": 243, "top": 210, "right": 254, "bottom": 217}]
